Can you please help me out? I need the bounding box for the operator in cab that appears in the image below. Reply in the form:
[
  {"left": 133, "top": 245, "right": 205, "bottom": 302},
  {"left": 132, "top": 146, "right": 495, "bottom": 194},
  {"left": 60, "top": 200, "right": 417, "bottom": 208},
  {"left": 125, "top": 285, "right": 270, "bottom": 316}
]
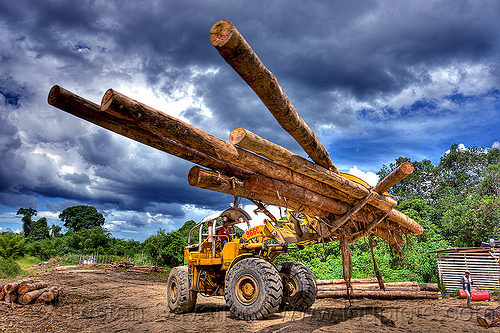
[{"left": 217, "top": 217, "right": 233, "bottom": 247}]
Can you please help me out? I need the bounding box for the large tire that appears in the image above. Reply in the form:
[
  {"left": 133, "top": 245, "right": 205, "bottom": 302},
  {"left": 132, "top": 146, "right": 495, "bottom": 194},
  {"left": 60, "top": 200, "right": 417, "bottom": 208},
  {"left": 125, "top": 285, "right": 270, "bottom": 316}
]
[
  {"left": 225, "top": 258, "right": 282, "bottom": 320},
  {"left": 167, "top": 266, "right": 197, "bottom": 313},
  {"left": 277, "top": 261, "right": 317, "bottom": 311}
]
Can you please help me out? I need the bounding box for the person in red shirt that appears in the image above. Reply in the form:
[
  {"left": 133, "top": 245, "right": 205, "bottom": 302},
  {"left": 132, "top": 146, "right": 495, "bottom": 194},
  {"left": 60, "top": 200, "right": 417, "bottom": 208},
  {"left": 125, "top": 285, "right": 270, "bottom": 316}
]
[{"left": 218, "top": 218, "right": 233, "bottom": 247}]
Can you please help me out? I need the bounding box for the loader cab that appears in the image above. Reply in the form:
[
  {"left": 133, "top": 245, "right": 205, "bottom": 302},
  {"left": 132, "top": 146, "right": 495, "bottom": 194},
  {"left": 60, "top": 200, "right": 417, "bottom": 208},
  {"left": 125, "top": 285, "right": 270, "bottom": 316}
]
[{"left": 186, "top": 204, "right": 252, "bottom": 259}]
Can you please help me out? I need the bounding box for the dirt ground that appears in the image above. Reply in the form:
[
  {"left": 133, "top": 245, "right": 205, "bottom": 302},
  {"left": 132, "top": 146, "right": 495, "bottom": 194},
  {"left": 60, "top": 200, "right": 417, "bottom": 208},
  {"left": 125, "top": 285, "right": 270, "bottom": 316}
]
[{"left": 1, "top": 266, "right": 498, "bottom": 333}]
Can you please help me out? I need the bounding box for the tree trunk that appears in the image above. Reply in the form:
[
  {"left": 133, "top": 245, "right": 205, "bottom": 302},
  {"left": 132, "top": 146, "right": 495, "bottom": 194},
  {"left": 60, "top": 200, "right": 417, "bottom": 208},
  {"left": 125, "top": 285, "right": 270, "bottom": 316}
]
[
  {"left": 18, "top": 289, "right": 47, "bottom": 305},
  {"left": 417, "top": 283, "right": 440, "bottom": 292},
  {"left": 36, "top": 287, "right": 59, "bottom": 303},
  {"left": 317, "top": 278, "right": 380, "bottom": 285},
  {"left": 188, "top": 166, "right": 327, "bottom": 219},
  {"left": 317, "top": 289, "right": 440, "bottom": 299},
  {"left": 5, "top": 291, "right": 18, "bottom": 303},
  {"left": 230, "top": 127, "right": 398, "bottom": 213},
  {"left": 478, "top": 306, "right": 500, "bottom": 328},
  {"left": 211, "top": 21, "right": 337, "bottom": 172},
  {"left": 48, "top": 85, "right": 252, "bottom": 179},
  {"left": 18, "top": 282, "right": 48, "bottom": 295},
  {"left": 373, "top": 162, "right": 414, "bottom": 194}
]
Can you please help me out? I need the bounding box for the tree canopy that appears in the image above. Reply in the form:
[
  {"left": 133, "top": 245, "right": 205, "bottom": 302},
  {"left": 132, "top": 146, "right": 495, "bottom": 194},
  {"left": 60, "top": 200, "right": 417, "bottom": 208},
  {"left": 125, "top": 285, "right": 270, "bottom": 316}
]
[{"left": 59, "top": 205, "right": 105, "bottom": 233}]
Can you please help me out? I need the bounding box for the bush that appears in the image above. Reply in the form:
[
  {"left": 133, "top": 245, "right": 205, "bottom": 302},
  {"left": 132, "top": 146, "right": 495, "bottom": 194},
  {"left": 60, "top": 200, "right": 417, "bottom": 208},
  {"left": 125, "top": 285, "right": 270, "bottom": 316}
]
[{"left": 0, "top": 257, "right": 21, "bottom": 278}]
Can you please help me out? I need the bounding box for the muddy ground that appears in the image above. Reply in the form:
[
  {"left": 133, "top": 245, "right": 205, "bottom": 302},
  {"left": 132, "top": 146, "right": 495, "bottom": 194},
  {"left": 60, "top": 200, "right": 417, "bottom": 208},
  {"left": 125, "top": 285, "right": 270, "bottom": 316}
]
[{"left": 0, "top": 266, "right": 498, "bottom": 332}]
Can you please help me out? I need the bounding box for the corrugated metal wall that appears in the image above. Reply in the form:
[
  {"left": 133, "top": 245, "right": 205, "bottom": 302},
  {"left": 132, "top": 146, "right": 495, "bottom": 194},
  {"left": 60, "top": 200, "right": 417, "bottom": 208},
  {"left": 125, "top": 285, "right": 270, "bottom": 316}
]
[{"left": 437, "top": 250, "right": 500, "bottom": 291}]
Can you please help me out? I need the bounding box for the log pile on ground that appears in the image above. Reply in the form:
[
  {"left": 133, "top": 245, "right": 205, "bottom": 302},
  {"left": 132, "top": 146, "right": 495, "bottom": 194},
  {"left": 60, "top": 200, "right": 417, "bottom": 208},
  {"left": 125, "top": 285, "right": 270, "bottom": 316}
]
[
  {"left": 47, "top": 19, "right": 424, "bottom": 286},
  {"left": 0, "top": 280, "right": 61, "bottom": 305},
  {"left": 110, "top": 261, "right": 136, "bottom": 270},
  {"left": 125, "top": 266, "right": 163, "bottom": 275},
  {"left": 317, "top": 278, "right": 440, "bottom": 299}
]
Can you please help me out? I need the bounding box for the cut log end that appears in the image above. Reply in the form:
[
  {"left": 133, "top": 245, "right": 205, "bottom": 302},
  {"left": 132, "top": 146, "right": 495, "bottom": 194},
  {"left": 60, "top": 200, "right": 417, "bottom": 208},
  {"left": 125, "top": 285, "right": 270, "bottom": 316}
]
[
  {"left": 210, "top": 19, "right": 236, "bottom": 47},
  {"left": 229, "top": 127, "right": 246, "bottom": 145},
  {"left": 48, "top": 85, "right": 62, "bottom": 105},
  {"left": 188, "top": 166, "right": 202, "bottom": 187},
  {"left": 101, "top": 89, "right": 115, "bottom": 111},
  {"left": 400, "top": 161, "right": 414, "bottom": 175}
]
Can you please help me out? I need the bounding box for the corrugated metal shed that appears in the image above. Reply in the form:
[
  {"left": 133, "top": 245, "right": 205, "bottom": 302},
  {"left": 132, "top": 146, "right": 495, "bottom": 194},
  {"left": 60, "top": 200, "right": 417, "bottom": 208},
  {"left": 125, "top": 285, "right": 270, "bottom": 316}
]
[{"left": 430, "top": 248, "right": 500, "bottom": 291}]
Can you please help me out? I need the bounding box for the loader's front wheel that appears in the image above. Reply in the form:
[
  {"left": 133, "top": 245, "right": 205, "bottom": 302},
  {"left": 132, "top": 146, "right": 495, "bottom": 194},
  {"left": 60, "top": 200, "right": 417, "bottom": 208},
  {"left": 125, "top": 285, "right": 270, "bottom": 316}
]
[
  {"left": 167, "top": 266, "right": 197, "bottom": 313},
  {"left": 225, "top": 258, "right": 282, "bottom": 320},
  {"left": 277, "top": 261, "right": 317, "bottom": 311}
]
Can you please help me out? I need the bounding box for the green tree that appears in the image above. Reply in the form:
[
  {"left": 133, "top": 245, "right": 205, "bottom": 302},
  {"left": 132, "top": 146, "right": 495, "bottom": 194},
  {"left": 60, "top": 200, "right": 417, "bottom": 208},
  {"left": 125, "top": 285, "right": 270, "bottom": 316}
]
[
  {"left": 16, "top": 207, "right": 37, "bottom": 238},
  {"left": 144, "top": 220, "right": 197, "bottom": 266},
  {"left": 0, "top": 232, "right": 25, "bottom": 259},
  {"left": 59, "top": 205, "right": 105, "bottom": 233},
  {"left": 377, "top": 157, "right": 438, "bottom": 201},
  {"left": 51, "top": 224, "right": 62, "bottom": 237},
  {"left": 440, "top": 193, "right": 500, "bottom": 247},
  {"left": 29, "top": 217, "right": 50, "bottom": 241}
]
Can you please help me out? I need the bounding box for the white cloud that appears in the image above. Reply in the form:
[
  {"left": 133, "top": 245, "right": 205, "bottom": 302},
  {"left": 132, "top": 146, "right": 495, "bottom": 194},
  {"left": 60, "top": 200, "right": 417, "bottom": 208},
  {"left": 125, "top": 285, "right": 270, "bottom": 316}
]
[
  {"left": 492, "top": 141, "right": 500, "bottom": 149},
  {"left": 348, "top": 166, "right": 380, "bottom": 186}
]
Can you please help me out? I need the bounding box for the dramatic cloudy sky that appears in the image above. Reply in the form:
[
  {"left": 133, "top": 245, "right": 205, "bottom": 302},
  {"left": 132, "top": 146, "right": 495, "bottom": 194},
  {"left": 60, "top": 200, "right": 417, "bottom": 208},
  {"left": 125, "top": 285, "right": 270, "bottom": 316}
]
[{"left": 1, "top": 0, "right": 499, "bottom": 241}]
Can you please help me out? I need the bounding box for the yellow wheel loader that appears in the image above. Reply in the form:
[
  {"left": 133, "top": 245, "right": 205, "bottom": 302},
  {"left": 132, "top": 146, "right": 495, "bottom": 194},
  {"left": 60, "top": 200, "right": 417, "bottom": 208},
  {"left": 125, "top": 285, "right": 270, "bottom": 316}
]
[{"left": 167, "top": 204, "right": 321, "bottom": 320}]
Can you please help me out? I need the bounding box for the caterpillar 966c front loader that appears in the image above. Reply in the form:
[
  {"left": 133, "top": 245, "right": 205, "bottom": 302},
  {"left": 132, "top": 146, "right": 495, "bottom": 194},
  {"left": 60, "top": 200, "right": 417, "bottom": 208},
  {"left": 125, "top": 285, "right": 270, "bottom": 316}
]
[{"left": 167, "top": 204, "right": 323, "bottom": 320}]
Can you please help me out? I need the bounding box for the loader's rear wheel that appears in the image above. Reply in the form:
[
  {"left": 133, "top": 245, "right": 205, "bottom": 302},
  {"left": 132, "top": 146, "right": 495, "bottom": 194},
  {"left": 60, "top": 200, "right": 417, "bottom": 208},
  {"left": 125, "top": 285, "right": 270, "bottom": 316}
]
[
  {"left": 167, "top": 266, "right": 197, "bottom": 313},
  {"left": 225, "top": 258, "right": 282, "bottom": 320},
  {"left": 277, "top": 261, "right": 317, "bottom": 311}
]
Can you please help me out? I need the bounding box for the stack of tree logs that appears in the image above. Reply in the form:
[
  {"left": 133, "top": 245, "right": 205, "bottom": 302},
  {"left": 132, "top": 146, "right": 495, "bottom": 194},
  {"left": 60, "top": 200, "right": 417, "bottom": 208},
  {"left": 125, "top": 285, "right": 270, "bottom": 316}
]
[
  {"left": 125, "top": 266, "right": 163, "bottom": 275},
  {"left": 47, "top": 20, "right": 423, "bottom": 268},
  {"left": 316, "top": 278, "right": 440, "bottom": 299},
  {"left": 0, "top": 281, "right": 60, "bottom": 305},
  {"left": 110, "top": 261, "right": 136, "bottom": 270}
]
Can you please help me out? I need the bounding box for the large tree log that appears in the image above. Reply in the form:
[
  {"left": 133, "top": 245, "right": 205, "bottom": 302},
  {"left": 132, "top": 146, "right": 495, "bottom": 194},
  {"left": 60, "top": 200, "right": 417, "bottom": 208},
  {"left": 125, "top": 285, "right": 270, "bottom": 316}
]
[
  {"left": 373, "top": 162, "right": 414, "bottom": 194},
  {"left": 317, "top": 289, "right": 440, "bottom": 299},
  {"left": 230, "top": 127, "right": 397, "bottom": 211},
  {"left": 317, "top": 278, "right": 380, "bottom": 285},
  {"left": 35, "top": 287, "right": 59, "bottom": 304},
  {"left": 318, "top": 281, "right": 418, "bottom": 290},
  {"left": 210, "top": 20, "right": 337, "bottom": 172},
  {"left": 478, "top": 306, "right": 500, "bottom": 328},
  {"left": 99, "top": 91, "right": 421, "bottom": 234},
  {"left": 17, "top": 282, "right": 48, "bottom": 295},
  {"left": 5, "top": 291, "right": 18, "bottom": 303},
  {"left": 318, "top": 284, "right": 420, "bottom": 291},
  {"left": 230, "top": 128, "right": 422, "bottom": 235},
  {"left": 190, "top": 166, "right": 408, "bottom": 247},
  {"left": 18, "top": 289, "right": 47, "bottom": 305},
  {"left": 48, "top": 85, "right": 252, "bottom": 179},
  {"left": 188, "top": 166, "right": 327, "bottom": 219},
  {"left": 417, "top": 283, "right": 440, "bottom": 292}
]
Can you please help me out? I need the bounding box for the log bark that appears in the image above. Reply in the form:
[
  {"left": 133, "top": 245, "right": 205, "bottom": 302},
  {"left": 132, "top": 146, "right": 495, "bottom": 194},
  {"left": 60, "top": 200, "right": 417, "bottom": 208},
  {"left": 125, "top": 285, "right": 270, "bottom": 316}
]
[
  {"left": 317, "top": 289, "right": 440, "bottom": 299},
  {"left": 36, "top": 287, "right": 59, "bottom": 303},
  {"left": 478, "top": 306, "right": 500, "bottom": 328},
  {"left": 188, "top": 166, "right": 327, "bottom": 219},
  {"left": 373, "top": 162, "right": 414, "bottom": 195},
  {"left": 48, "top": 85, "right": 252, "bottom": 179},
  {"left": 211, "top": 21, "right": 337, "bottom": 172},
  {"left": 17, "top": 282, "right": 48, "bottom": 295},
  {"left": 317, "top": 282, "right": 418, "bottom": 290},
  {"left": 18, "top": 288, "right": 47, "bottom": 305},
  {"left": 100, "top": 89, "right": 423, "bottom": 235},
  {"left": 5, "top": 291, "right": 17, "bottom": 303},
  {"left": 317, "top": 278, "right": 380, "bottom": 285},
  {"left": 417, "top": 283, "right": 439, "bottom": 292},
  {"left": 230, "top": 127, "right": 397, "bottom": 213},
  {"left": 318, "top": 284, "right": 421, "bottom": 292}
]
